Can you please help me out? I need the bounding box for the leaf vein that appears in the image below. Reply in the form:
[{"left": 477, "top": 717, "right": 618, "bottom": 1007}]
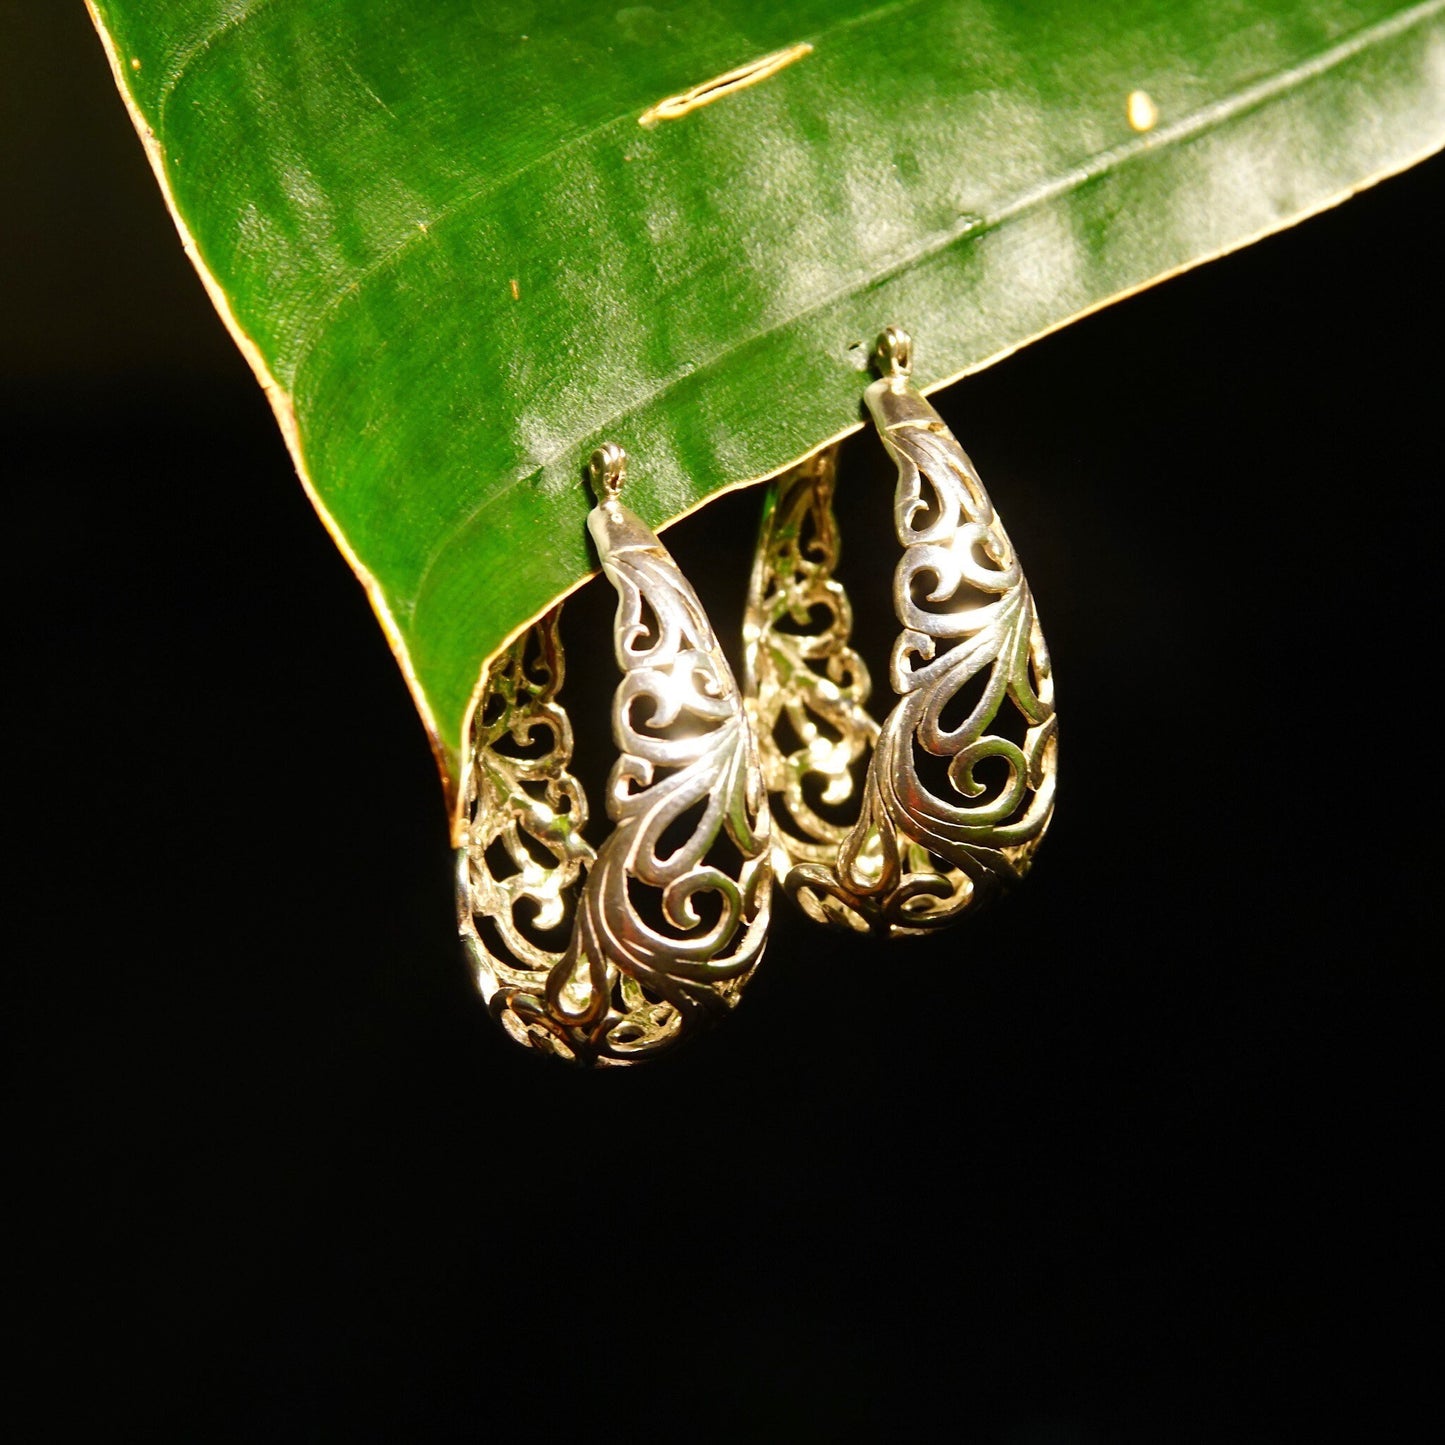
[{"left": 155, "top": 0, "right": 292, "bottom": 133}]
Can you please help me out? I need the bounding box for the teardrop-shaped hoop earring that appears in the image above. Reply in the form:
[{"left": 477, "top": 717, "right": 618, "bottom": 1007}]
[
  {"left": 743, "top": 327, "right": 1057, "bottom": 937},
  {"left": 458, "top": 444, "right": 772, "bottom": 1064}
]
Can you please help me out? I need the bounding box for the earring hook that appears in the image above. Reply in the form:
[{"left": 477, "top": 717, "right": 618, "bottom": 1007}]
[
  {"left": 587, "top": 442, "right": 627, "bottom": 501},
  {"left": 874, "top": 325, "right": 913, "bottom": 380}
]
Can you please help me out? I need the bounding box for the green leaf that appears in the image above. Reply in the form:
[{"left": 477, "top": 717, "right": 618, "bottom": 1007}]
[{"left": 89, "top": 0, "right": 1445, "bottom": 829}]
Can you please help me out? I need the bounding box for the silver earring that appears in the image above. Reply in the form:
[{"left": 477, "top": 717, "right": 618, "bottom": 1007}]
[
  {"left": 457, "top": 444, "right": 771, "bottom": 1063},
  {"left": 744, "top": 327, "right": 1057, "bottom": 937}
]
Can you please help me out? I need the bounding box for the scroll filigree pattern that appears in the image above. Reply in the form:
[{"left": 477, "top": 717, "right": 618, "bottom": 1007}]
[
  {"left": 744, "top": 447, "right": 877, "bottom": 867},
  {"left": 747, "top": 341, "right": 1057, "bottom": 937},
  {"left": 456, "top": 614, "right": 594, "bottom": 1058},
  {"left": 457, "top": 496, "right": 770, "bottom": 1065}
]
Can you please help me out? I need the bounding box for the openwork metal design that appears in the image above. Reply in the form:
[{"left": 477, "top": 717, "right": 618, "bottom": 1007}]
[
  {"left": 743, "top": 446, "right": 877, "bottom": 866},
  {"left": 458, "top": 445, "right": 771, "bottom": 1064},
  {"left": 456, "top": 612, "right": 594, "bottom": 1052},
  {"left": 745, "top": 327, "right": 1057, "bottom": 937}
]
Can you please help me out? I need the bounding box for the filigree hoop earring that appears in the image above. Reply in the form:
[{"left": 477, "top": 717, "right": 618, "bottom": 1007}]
[
  {"left": 744, "top": 327, "right": 1057, "bottom": 937},
  {"left": 457, "top": 443, "right": 772, "bottom": 1064}
]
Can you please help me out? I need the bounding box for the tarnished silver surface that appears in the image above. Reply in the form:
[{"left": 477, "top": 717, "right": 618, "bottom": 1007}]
[
  {"left": 458, "top": 445, "right": 770, "bottom": 1064},
  {"left": 744, "top": 327, "right": 1057, "bottom": 936}
]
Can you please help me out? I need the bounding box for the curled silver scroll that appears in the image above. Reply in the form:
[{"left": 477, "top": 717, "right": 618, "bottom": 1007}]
[
  {"left": 745, "top": 329, "right": 1057, "bottom": 937},
  {"left": 458, "top": 461, "right": 770, "bottom": 1064}
]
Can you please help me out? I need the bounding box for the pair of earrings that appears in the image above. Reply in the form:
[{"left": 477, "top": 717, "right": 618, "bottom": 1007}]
[{"left": 456, "top": 328, "right": 1058, "bottom": 1065}]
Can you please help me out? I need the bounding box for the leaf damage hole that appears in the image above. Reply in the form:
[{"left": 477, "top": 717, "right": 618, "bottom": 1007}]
[{"left": 639, "top": 42, "right": 813, "bottom": 127}]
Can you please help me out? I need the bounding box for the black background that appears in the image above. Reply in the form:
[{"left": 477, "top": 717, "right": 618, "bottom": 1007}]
[{"left": 7, "top": 6, "right": 1441, "bottom": 1440}]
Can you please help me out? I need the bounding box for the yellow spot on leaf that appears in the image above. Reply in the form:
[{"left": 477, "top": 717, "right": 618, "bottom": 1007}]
[
  {"left": 1127, "top": 89, "right": 1158, "bottom": 132},
  {"left": 510, "top": 278, "right": 520, "bottom": 300},
  {"left": 130, "top": 56, "right": 141, "bottom": 70}
]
